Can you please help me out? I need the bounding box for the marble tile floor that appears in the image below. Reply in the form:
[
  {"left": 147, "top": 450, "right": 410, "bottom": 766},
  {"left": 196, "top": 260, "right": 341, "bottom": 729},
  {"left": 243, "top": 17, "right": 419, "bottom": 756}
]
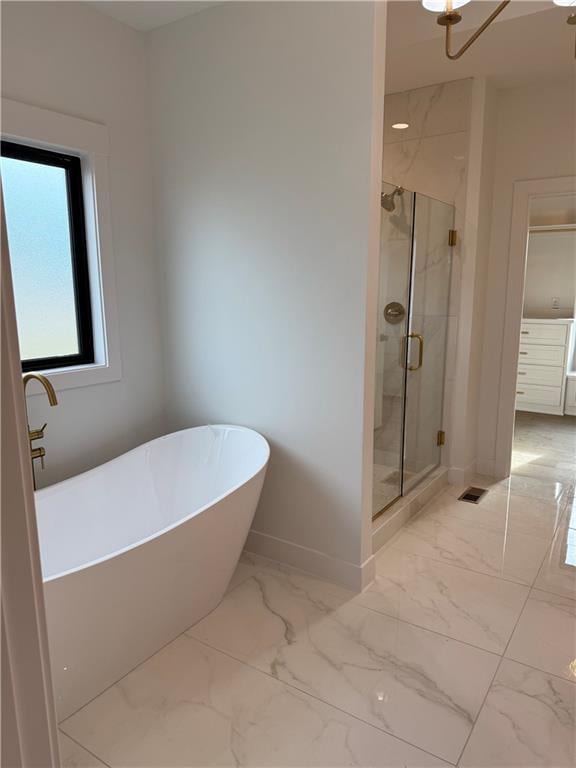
[
  {"left": 512, "top": 411, "right": 576, "bottom": 485},
  {"left": 59, "top": 472, "right": 576, "bottom": 768}
]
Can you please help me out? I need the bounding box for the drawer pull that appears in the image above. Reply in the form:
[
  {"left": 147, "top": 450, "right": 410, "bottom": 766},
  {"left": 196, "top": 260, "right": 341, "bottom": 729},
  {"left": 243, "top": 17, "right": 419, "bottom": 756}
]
[
  {"left": 521, "top": 331, "right": 529, "bottom": 335},
  {"left": 519, "top": 351, "right": 528, "bottom": 355},
  {"left": 518, "top": 371, "right": 526, "bottom": 375},
  {"left": 517, "top": 391, "right": 525, "bottom": 395}
]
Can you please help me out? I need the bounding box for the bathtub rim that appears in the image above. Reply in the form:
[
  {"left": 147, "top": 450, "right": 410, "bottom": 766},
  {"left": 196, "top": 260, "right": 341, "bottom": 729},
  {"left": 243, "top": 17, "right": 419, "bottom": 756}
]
[{"left": 36, "top": 424, "right": 270, "bottom": 584}]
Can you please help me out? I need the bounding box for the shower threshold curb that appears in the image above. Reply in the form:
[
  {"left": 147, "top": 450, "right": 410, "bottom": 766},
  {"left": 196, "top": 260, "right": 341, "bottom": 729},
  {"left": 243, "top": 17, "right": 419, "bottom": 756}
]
[{"left": 372, "top": 467, "right": 448, "bottom": 555}]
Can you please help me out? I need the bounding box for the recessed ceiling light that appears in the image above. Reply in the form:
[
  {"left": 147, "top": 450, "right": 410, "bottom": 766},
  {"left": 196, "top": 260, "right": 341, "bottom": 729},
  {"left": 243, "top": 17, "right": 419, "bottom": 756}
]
[{"left": 392, "top": 123, "right": 409, "bottom": 130}]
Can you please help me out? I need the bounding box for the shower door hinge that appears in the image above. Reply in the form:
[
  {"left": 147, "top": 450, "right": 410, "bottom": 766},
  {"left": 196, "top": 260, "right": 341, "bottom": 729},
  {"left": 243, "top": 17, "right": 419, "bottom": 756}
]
[
  {"left": 437, "top": 430, "right": 446, "bottom": 447},
  {"left": 448, "top": 229, "right": 458, "bottom": 247}
]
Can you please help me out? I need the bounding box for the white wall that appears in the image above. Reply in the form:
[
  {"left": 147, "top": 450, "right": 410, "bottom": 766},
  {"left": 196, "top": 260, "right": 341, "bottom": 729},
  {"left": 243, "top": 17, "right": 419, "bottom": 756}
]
[
  {"left": 2, "top": 2, "right": 166, "bottom": 487},
  {"left": 477, "top": 78, "right": 576, "bottom": 475},
  {"left": 523, "top": 230, "right": 576, "bottom": 318},
  {"left": 148, "top": 2, "right": 385, "bottom": 585}
]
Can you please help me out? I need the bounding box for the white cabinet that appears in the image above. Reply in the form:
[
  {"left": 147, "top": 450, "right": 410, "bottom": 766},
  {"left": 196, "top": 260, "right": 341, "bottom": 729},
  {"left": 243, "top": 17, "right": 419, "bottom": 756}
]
[{"left": 516, "top": 319, "right": 574, "bottom": 416}]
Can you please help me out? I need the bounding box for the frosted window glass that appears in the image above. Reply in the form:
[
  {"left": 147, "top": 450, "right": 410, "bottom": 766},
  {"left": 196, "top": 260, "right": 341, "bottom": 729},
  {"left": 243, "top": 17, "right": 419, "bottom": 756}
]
[{"left": 1, "top": 156, "right": 79, "bottom": 361}]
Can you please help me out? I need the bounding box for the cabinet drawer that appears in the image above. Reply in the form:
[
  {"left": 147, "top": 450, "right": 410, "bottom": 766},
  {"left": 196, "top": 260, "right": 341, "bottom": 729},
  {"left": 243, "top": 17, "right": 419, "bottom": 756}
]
[
  {"left": 518, "top": 343, "right": 566, "bottom": 366},
  {"left": 520, "top": 322, "right": 568, "bottom": 346},
  {"left": 517, "top": 364, "right": 564, "bottom": 387},
  {"left": 515, "top": 384, "right": 562, "bottom": 407}
]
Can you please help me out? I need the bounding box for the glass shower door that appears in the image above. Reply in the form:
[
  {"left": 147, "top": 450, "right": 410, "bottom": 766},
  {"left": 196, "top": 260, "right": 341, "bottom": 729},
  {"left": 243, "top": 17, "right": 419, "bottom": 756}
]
[
  {"left": 373, "top": 182, "right": 414, "bottom": 515},
  {"left": 402, "top": 193, "right": 454, "bottom": 493}
]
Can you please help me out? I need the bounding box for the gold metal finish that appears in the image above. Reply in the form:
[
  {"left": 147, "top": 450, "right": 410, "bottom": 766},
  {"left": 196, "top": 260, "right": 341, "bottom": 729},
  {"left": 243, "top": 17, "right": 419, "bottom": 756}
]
[
  {"left": 23, "top": 373, "right": 58, "bottom": 406},
  {"left": 30, "top": 446, "right": 46, "bottom": 470},
  {"left": 448, "top": 229, "right": 457, "bottom": 247},
  {"left": 23, "top": 373, "right": 58, "bottom": 488},
  {"left": 437, "top": 430, "right": 446, "bottom": 447},
  {"left": 438, "top": 1, "right": 511, "bottom": 60},
  {"left": 407, "top": 333, "right": 424, "bottom": 371}
]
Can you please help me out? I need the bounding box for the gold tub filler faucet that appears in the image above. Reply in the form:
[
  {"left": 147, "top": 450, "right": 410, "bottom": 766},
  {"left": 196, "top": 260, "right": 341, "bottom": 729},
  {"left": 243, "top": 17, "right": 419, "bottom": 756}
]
[{"left": 23, "top": 373, "right": 58, "bottom": 489}]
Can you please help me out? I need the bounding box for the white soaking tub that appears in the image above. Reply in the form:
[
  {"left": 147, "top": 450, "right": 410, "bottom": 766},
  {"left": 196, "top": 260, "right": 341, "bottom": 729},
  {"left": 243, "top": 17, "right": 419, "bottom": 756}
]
[{"left": 35, "top": 425, "right": 269, "bottom": 720}]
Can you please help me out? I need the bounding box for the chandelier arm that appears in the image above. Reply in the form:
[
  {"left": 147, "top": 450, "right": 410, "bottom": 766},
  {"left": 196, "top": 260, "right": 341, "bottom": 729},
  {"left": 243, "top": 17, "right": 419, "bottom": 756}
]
[{"left": 444, "top": 0, "right": 511, "bottom": 60}]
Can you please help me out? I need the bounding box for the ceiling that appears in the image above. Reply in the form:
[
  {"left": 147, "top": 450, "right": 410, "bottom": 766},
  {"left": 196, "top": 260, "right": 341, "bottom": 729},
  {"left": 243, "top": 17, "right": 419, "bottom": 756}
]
[
  {"left": 385, "top": 1, "right": 576, "bottom": 92},
  {"left": 86, "top": 1, "right": 575, "bottom": 91},
  {"left": 86, "top": 1, "right": 221, "bottom": 31}
]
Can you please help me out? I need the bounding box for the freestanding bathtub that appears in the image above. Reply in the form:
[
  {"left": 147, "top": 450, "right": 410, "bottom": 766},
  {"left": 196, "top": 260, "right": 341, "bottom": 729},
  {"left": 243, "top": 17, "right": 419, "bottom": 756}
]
[{"left": 35, "top": 425, "right": 269, "bottom": 721}]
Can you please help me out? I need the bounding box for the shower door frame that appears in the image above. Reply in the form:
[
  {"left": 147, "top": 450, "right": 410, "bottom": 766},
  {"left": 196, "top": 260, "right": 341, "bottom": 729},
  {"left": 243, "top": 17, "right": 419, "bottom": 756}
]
[{"left": 373, "top": 187, "right": 454, "bottom": 520}]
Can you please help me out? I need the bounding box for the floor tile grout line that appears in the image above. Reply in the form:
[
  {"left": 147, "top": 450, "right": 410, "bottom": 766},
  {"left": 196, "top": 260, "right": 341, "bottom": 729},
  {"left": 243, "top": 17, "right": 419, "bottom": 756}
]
[
  {"left": 186, "top": 633, "right": 457, "bottom": 766},
  {"left": 59, "top": 558, "right": 347, "bottom": 726},
  {"left": 380, "top": 544, "right": 539, "bottom": 590},
  {"left": 60, "top": 477, "right": 575, "bottom": 762},
  {"left": 59, "top": 564, "right": 271, "bottom": 725},
  {"left": 58, "top": 728, "right": 113, "bottom": 768},
  {"left": 237, "top": 562, "right": 507, "bottom": 657},
  {"left": 416, "top": 507, "right": 563, "bottom": 543},
  {"left": 354, "top": 599, "right": 506, "bottom": 658},
  {"left": 498, "top": 656, "right": 576, "bottom": 688},
  {"left": 454, "top": 574, "right": 536, "bottom": 766},
  {"left": 454, "top": 469, "right": 573, "bottom": 764},
  {"left": 405, "top": 498, "right": 563, "bottom": 539},
  {"left": 526, "top": 582, "right": 576, "bottom": 602},
  {"left": 383, "top": 542, "right": 542, "bottom": 587},
  {"left": 60, "top": 562, "right": 459, "bottom": 766},
  {"left": 527, "top": 585, "right": 576, "bottom": 604}
]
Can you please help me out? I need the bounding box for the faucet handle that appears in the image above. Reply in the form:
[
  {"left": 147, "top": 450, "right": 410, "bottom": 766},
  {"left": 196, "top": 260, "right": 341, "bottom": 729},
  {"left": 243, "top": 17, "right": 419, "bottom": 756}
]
[
  {"left": 29, "top": 423, "right": 47, "bottom": 441},
  {"left": 30, "top": 445, "right": 46, "bottom": 470}
]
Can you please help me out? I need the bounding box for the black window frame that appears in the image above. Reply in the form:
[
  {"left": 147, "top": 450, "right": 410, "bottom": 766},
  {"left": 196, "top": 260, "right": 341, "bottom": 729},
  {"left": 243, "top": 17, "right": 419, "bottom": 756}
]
[{"left": 1, "top": 140, "right": 95, "bottom": 372}]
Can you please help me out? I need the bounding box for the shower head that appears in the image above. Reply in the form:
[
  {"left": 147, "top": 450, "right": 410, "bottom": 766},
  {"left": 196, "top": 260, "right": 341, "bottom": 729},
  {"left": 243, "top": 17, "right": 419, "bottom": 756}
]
[{"left": 381, "top": 186, "right": 404, "bottom": 212}]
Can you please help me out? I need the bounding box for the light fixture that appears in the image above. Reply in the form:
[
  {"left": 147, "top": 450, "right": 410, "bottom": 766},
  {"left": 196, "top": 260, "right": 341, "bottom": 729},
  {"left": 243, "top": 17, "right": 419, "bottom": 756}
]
[
  {"left": 422, "top": 0, "right": 576, "bottom": 60},
  {"left": 392, "top": 123, "right": 410, "bottom": 130},
  {"left": 422, "top": 0, "right": 471, "bottom": 11}
]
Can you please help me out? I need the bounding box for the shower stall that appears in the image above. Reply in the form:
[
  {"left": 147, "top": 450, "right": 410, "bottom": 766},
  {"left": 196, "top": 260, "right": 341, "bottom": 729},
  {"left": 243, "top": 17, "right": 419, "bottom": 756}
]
[{"left": 373, "top": 182, "right": 454, "bottom": 517}]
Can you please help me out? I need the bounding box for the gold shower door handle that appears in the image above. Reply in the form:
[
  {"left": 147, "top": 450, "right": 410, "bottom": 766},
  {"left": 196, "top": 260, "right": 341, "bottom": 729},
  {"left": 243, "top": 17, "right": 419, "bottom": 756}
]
[{"left": 407, "top": 333, "right": 424, "bottom": 371}]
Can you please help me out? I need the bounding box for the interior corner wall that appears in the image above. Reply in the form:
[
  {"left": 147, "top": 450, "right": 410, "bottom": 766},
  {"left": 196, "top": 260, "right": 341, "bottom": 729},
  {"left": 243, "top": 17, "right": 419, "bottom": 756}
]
[
  {"left": 476, "top": 77, "right": 576, "bottom": 476},
  {"left": 148, "top": 1, "right": 383, "bottom": 585},
  {"left": 2, "top": 2, "right": 166, "bottom": 487}
]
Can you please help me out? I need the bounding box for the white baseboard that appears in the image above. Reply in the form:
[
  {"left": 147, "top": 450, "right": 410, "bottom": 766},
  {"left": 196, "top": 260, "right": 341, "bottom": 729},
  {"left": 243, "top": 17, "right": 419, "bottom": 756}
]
[{"left": 244, "top": 529, "right": 374, "bottom": 592}]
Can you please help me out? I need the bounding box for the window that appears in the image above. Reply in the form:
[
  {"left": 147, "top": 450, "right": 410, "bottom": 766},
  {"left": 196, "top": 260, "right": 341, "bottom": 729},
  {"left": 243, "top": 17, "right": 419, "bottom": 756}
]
[{"left": 1, "top": 140, "right": 94, "bottom": 372}]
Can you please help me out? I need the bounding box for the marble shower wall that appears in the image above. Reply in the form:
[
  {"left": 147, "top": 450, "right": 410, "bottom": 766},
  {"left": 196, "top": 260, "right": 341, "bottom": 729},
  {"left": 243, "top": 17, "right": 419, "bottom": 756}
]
[
  {"left": 382, "top": 78, "right": 470, "bottom": 206},
  {"left": 381, "top": 78, "right": 472, "bottom": 475}
]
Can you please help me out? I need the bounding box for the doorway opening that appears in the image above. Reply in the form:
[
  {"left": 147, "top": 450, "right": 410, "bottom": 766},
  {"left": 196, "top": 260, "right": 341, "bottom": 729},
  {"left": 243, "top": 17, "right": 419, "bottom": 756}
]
[{"left": 511, "top": 193, "right": 576, "bottom": 491}]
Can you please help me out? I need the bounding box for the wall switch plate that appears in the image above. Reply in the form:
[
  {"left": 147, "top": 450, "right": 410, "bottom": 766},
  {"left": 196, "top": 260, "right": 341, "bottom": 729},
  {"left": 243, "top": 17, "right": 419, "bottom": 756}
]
[{"left": 552, "top": 297, "right": 560, "bottom": 309}]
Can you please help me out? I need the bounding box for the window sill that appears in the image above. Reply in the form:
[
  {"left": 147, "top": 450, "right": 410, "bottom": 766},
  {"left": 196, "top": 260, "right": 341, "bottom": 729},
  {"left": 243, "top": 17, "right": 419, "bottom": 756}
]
[{"left": 24, "top": 360, "right": 121, "bottom": 395}]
